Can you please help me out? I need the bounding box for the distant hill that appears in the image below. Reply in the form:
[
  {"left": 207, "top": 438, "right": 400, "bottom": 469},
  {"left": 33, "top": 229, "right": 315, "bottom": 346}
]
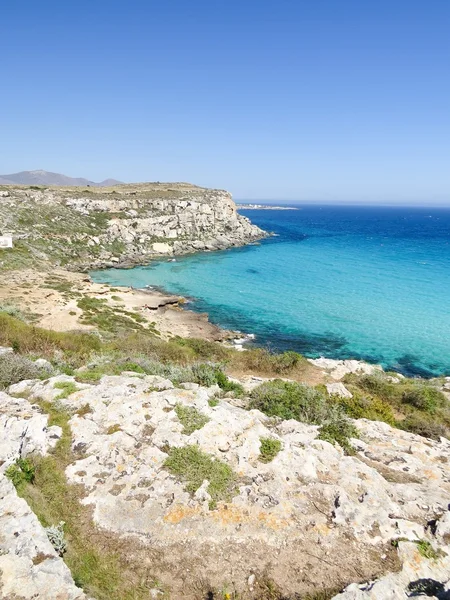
[{"left": 0, "top": 170, "right": 123, "bottom": 187}]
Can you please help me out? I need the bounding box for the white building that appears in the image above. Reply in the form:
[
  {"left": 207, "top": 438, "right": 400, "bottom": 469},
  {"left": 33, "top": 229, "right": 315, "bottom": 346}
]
[{"left": 0, "top": 236, "right": 13, "bottom": 249}]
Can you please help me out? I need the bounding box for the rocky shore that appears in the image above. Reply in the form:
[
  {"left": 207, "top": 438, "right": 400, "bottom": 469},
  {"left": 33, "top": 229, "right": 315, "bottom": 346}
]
[{"left": 0, "top": 181, "right": 268, "bottom": 341}]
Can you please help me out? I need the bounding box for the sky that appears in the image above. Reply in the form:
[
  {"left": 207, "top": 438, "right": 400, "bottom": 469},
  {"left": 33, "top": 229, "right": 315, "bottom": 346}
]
[{"left": 1, "top": 0, "right": 450, "bottom": 204}]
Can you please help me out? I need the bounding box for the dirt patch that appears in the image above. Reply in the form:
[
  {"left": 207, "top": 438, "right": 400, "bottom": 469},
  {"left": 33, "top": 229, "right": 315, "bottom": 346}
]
[
  {"left": 358, "top": 455, "right": 422, "bottom": 484},
  {"left": 0, "top": 267, "right": 230, "bottom": 341}
]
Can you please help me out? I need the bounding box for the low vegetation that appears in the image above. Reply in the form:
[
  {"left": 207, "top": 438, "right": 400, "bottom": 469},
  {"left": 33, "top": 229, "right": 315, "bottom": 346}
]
[
  {"left": 330, "top": 391, "right": 396, "bottom": 426},
  {"left": 77, "top": 296, "right": 154, "bottom": 336},
  {"left": 54, "top": 381, "right": 79, "bottom": 400},
  {"left": 0, "top": 301, "right": 26, "bottom": 320},
  {"left": 250, "top": 380, "right": 358, "bottom": 453},
  {"left": 0, "top": 312, "right": 101, "bottom": 361},
  {"left": 343, "top": 372, "right": 450, "bottom": 440},
  {"left": 416, "top": 539, "right": 440, "bottom": 560},
  {"left": 164, "top": 445, "right": 237, "bottom": 509},
  {"left": 175, "top": 404, "right": 210, "bottom": 435},
  {"left": 259, "top": 437, "right": 282, "bottom": 462},
  {"left": 0, "top": 352, "right": 49, "bottom": 390},
  {"left": 5, "top": 458, "right": 36, "bottom": 488},
  {"left": 1, "top": 307, "right": 448, "bottom": 446}
]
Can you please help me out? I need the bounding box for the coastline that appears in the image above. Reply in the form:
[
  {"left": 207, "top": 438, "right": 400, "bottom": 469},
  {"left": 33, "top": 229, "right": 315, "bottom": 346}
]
[
  {"left": 88, "top": 266, "right": 407, "bottom": 378},
  {"left": 2, "top": 262, "right": 445, "bottom": 380},
  {"left": 0, "top": 266, "right": 238, "bottom": 342},
  {"left": 236, "top": 203, "right": 299, "bottom": 210}
]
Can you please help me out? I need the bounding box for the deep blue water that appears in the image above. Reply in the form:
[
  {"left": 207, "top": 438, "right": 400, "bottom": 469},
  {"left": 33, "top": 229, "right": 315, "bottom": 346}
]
[{"left": 92, "top": 205, "right": 450, "bottom": 377}]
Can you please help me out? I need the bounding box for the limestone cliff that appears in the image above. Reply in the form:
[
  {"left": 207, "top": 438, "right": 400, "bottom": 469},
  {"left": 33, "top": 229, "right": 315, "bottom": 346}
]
[{"left": 0, "top": 182, "right": 267, "bottom": 271}]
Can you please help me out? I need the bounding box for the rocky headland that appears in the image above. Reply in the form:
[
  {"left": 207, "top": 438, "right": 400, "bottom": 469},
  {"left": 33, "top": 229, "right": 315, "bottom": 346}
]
[
  {"left": 0, "top": 182, "right": 266, "bottom": 271},
  {"left": 236, "top": 203, "right": 299, "bottom": 210}
]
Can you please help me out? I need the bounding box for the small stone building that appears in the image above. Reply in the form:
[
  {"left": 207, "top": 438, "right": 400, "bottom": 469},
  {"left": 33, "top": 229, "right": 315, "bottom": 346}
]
[{"left": 0, "top": 236, "right": 13, "bottom": 248}]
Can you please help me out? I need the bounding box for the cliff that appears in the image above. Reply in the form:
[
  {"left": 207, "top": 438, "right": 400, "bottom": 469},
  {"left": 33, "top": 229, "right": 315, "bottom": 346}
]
[{"left": 0, "top": 182, "right": 266, "bottom": 271}]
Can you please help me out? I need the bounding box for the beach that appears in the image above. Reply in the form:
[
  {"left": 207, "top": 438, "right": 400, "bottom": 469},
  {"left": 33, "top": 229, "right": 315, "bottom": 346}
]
[{"left": 0, "top": 267, "right": 233, "bottom": 342}]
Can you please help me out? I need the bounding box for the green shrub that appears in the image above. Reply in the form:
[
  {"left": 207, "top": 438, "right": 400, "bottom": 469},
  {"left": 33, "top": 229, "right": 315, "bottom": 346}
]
[
  {"left": 164, "top": 445, "right": 237, "bottom": 509},
  {"left": 416, "top": 539, "right": 439, "bottom": 560},
  {"left": 0, "top": 302, "right": 25, "bottom": 321},
  {"left": 402, "top": 385, "right": 446, "bottom": 414},
  {"left": 269, "top": 351, "right": 303, "bottom": 373},
  {"left": 259, "top": 437, "right": 282, "bottom": 462},
  {"left": 232, "top": 348, "right": 305, "bottom": 375},
  {"left": 75, "top": 369, "right": 104, "bottom": 383},
  {"left": 318, "top": 418, "right": 359, "bottom": 456},
  {"left": 5, "top": 458, "right": 36, "bottom": 488},
  {"left": 175, "top": 404, "right": 210, "bottom": 435},
  {"left": 115, "top": 361, "right": 146, "bottom": 374},
  {"left": 250, "top": 380, "right": 331, "bottom": 423},
  {"left": 250, "top": 380, "right": 357, "bottom": 453},
  {"left": 171, "top": 337, "right": 230, "bottom": 362},
  {"left": 0, "top": 353, "right": 43, "bottom": 390},
  {"left": 54, "top": 381, "right": 78, "bottom": 400},
  {"left": 400, "top": 413, "right": 448, "bottom": 440},
  {"left": 215, "top": 369, "right": 245, "bottom": 396},
  {"left": 190, "top": 363, "right": 219, "bottom": 387},
  {"left": 344, "top": 373, "right": 397, "bottom": 402},
  {"left": 334, "top": 391, "right": 396, "bottom": 426}
]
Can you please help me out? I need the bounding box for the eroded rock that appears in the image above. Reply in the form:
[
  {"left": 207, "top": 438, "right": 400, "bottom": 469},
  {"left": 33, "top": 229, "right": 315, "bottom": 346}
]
[{"left": 3, "top": 374, "right": 450, "bottom": 598}]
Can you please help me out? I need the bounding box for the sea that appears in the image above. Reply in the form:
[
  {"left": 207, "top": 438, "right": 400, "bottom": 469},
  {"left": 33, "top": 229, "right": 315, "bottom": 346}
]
[{"left": 91, "top": 205, "right": 450, "bottom": 377}]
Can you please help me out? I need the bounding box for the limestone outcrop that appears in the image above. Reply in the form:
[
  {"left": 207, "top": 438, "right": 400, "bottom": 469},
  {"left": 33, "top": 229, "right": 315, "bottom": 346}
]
[
  {"left": 309, "top": 357, "right": 384, "bottom": 380},
  {"left": 3, "top": 373, "right": 449, "bottom": 598},
  {"left": 0, "top": 393, "right": 88, "bottom": 599},
  {"left": 0, "top": 182, "right": 266, "bottom": 270}
]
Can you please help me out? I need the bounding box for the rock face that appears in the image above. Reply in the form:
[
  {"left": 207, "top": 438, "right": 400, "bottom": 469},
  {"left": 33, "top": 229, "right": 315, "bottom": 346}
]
[
  {"left": 309, "top": 357, "right": 383, "bottom": 381},
  {"left": 0, "top": 182, "right": 266, "bottom": 270},
  {"left": 4, "top": 374, "right": 450, "bottom": 598},
  {"left": 334, "top": 540, "right": 450, "bottom": 599},
  {"left": 0, "top": 392, "right": 87, "bottom": 599}
]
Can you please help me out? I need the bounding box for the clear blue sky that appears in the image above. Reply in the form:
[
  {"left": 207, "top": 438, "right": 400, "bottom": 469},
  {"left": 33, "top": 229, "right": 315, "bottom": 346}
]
[{"left": 1, "top": 0, "right": 449, "bottom": 203}]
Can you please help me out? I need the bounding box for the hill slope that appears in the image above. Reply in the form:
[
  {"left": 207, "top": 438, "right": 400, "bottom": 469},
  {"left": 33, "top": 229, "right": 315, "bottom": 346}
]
[
  {"left": 0, "top": 181, "right": 266, "bottom": 271},
  {"left": 0, "top": 169, "right": 122, "bottom": 187}
]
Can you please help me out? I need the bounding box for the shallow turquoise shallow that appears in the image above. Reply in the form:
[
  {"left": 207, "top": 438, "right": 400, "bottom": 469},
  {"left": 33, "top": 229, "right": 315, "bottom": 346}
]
[{"left": 92, "top": 205, "right": 450, "bottom": 377}]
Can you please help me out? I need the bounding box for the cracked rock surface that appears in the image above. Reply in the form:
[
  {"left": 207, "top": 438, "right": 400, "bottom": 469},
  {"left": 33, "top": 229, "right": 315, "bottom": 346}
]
[
  {"left": 4, "top": 374, "right": 449, "bottom": 598},
  {"left": 0, "top": 392, "right": 87, "bottom": 599}
]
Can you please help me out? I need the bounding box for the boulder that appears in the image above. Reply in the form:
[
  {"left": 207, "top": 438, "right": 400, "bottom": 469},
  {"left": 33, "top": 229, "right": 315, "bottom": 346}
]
[{"left": 326, "top": 382, "right": 353, "bottom": 398}]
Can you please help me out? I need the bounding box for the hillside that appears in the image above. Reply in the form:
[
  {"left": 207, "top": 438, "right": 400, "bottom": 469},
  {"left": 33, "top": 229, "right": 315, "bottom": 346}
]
[
  {"left": 0, "top": 181, "right": 266, "bottom": 271},
  {"left": 0, "top": 169, "right": 123, "bottom": 187}
]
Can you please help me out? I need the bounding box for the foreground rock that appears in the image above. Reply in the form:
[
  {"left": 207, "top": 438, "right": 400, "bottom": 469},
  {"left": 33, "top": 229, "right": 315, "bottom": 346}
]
[
  {"left": 4, "top": 375, "right": 449, "bottom": 598},
  {"left": 309, "top": 357, "right": 383, "bottom": 380},
  {"left": 0, "top": 393, "right": 87, "bottom": 599},
  {"left": 334, "top": 539, "right": 450, "bottom": 598}
]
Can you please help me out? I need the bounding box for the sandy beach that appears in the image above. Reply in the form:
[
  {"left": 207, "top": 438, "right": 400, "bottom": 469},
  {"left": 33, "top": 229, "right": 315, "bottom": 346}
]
[{"left": 0, "top": 267, "right": 232, "bottom": 342}]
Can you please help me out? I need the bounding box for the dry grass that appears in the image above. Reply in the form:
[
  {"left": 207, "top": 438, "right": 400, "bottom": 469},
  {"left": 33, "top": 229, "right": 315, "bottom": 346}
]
[{"left": 0, "top": 313, "right": 101, "bottom": 359}]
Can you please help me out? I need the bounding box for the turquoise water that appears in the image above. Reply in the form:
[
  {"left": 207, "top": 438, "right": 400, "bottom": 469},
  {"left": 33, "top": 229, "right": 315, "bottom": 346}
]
[{"left": 92, "top": 205, "right": 450, "bottom": 377}]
